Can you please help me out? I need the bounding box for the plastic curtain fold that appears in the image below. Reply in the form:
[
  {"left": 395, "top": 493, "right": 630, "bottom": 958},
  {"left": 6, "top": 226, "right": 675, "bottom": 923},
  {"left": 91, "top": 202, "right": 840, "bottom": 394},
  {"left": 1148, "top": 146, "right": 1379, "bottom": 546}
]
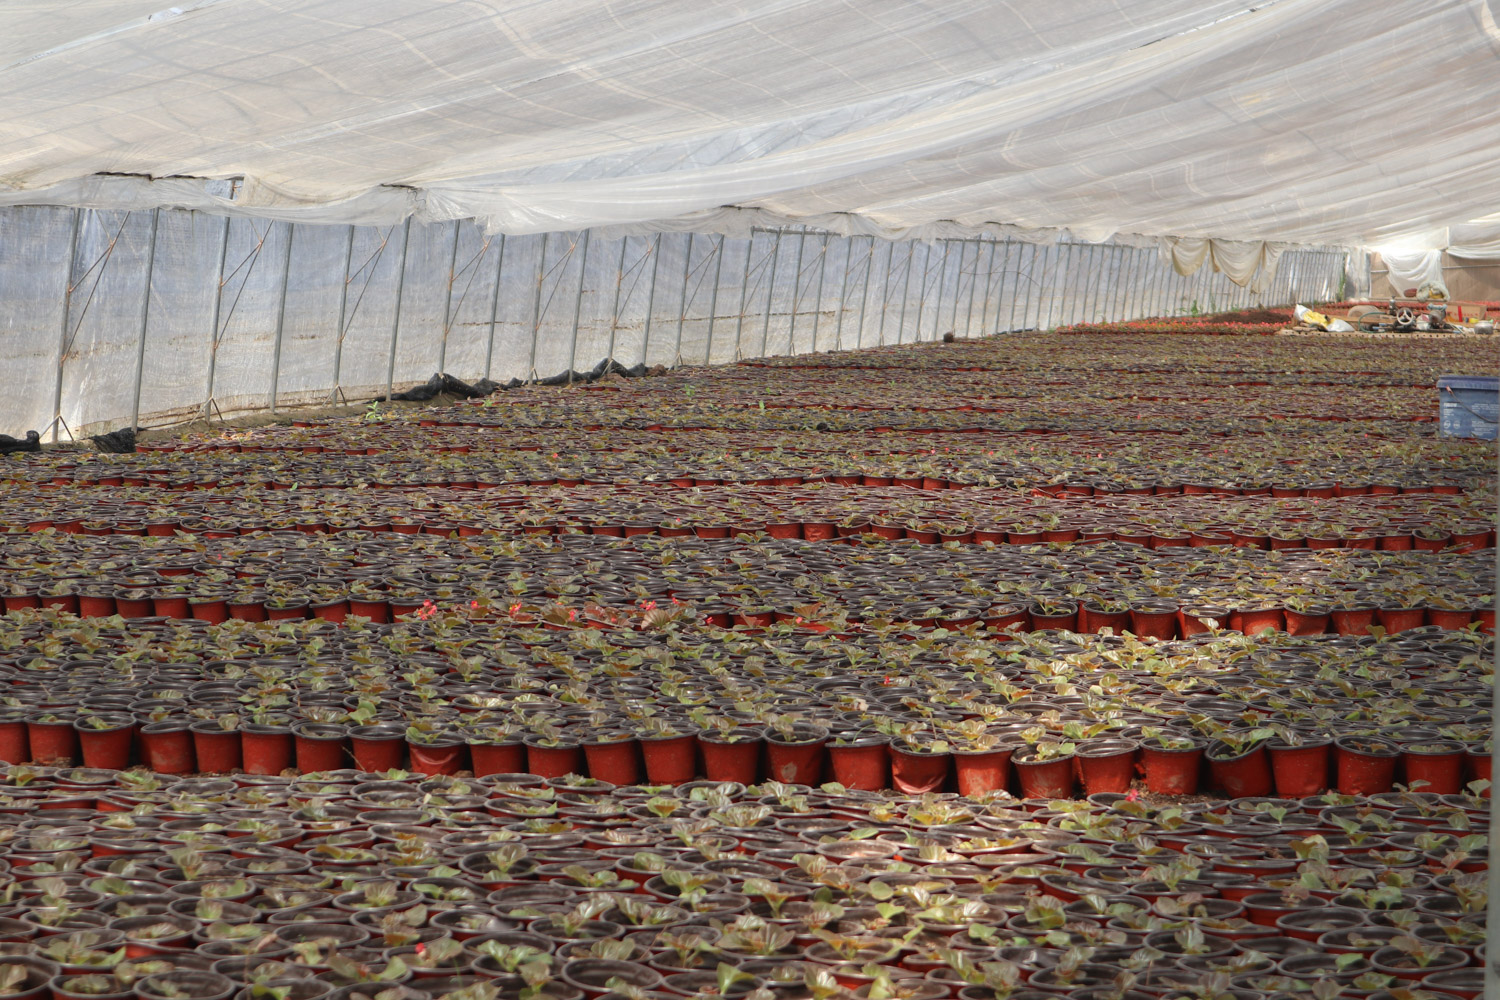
[
  {"left": 0, "top": 205, "right": 1347, "bottom": 439},
  {"left": 2, "top": 1, "right": 1500, "bottom": 250}
]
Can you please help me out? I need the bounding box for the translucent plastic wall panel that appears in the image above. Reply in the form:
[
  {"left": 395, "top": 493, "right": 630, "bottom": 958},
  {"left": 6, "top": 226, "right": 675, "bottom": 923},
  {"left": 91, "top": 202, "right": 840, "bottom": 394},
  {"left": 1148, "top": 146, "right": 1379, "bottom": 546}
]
[
  {"left": 138, "top": 211, "right": 222, "bottom": 422},
  {"left": 0, "top": 206, "right": 74, "bottom": 437},
  {"left": 703, "top": 235, "right": 748, "bottom": 365},
  {"left": 819, "top": 236, "right": 860, "bottom": 354},
  {"left": 58, "top": 209, "right": 155, "bottom": 433},
  {"left": 208, "top": 219, "right": 290, "bottom": 413},
  {"left": 437, "top": 224, "right": 501, "bottom": 379},
  {"left": 530, "top": 230, "right": 590, "bottom": 378},
  {"left": 570, "top": 233, "right": 621, "bottom": 374},
  {"left": 834, "top": 236, "right": 878, "bottom": 352},
  {"left": 391, "top": 219, "right": 459, "bottom": 386},
  {"left": 674, "top": 234, "right": 723, "bottom": 366},
  {"left": 274, "top": 223, "right": 350, "bottom": 406},
  {"left": 335, "top": 221, "right": 408, "bottom": 397}
]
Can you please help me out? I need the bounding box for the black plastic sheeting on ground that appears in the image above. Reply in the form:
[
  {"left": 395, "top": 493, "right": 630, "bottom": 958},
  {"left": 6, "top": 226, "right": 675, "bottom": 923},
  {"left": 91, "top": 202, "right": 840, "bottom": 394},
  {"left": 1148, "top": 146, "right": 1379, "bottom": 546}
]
[{"left": 0, "top": 431, "right": 40, "bottom": 455}]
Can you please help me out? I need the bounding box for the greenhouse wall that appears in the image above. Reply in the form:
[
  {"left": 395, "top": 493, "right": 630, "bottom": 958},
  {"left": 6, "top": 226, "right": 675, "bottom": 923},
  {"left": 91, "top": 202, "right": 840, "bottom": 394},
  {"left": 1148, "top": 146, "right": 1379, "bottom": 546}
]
[{"left": 0, "top": 205, "right": 1347, "bottom": 440}]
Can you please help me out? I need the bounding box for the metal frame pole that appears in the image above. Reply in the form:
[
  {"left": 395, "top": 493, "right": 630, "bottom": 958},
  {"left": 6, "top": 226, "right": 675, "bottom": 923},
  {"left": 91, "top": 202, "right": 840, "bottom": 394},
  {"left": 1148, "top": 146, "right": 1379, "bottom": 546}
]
[
  {"left": 640, "top": 233, "right": 662, "bottom": 367},
  {"left": 911, "top": 242, "right": 934, "bottom": 342},
  {"left": 384, "top": 216, "right": 413, "bottom": 400},
  {"left": 129, "top": 209, "right": 161, "bottom": 432},
  {"left": 268, "top": 221, "right": 296, "bottom": 414},
  {"left": 854, "top": 237, "right": 874, "bottom": 349},
  {"left": 809, "top": 234, "right": 828, "bottom": 352},
  {"left": 758, "top": 230, "right": 783, "bottom": 357},
  {"left": 897, "top": 243, "right": 919, "bottom": 344},
  {"left": 876, "top": 240, "right": 896, "bottom": 346},
  {"left": 483, "top": 234, "right": 506, "bottom": 379},
  {"left": 527, "top": 232, "right": 550, "bottom": 380},
  {"left": 438, "top": 220, "right": 462, "bottom": 374},
  {"left": 962, "top": 239, "right": 981, "bottom": 336},
  {"left": 1080, "top": 245, "right": 1104, "bottom": 324},
  {"left": 977, "top": 239, "right": 998, "bottom": 335},
  {"left": 732, "top": 234, "right": 754, "bottom": 360},
  {"left": 703, "top": 235, "right": 724, "bottom": 365},
  {"left": 203, "top": 215, "right": 232, "bottom": 419},
  {"left": 607, "top": 236, "right": 629, "bottom": 367},
  {"left": 1045, "top": 243, "right": 1069, "bottom": 330},
  {"left": 785, "top": 229, "right": 807, "bottom": 355},
  {"left": 50, "top": 208, "right": 83, "bottom": 443},
  {"left": 1008, "top": 242, "right": 1026, "bottom": 332},
  {"left": 331, "top": 225, "right": 355, "bottom": 399},
  {"left": 674, "top": 232, "right": 694, "bottom": 366},
  {"left": 566, "top": 229, "right": 591, "bottom": 382},
  {"left": 832, "top": 237, "right": 853, "bottom": 352}
]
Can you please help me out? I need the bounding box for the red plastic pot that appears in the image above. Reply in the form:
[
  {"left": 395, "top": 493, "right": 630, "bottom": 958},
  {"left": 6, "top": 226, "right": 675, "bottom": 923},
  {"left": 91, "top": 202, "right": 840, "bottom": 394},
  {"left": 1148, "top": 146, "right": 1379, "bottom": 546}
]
[
  {"left": 1334, "top": 736, "right": 1398, "bottom": 795},
  {"left": 0, "top": 719, "right": 27, "bottom": 764},
  {"left": 1078, "top": 604, "right": 1129, "bottom": 634},
  {"left": 1128, "top": 605, "right": 1178, "bottom": 640},
  {"left": 1012, "top": 752, "right": 1075, "bottom": 798},
  {"left": 292, "top": 724, "right": 348, "bottom": 773},
  {"left": 74, "top": 717, "right": 135, "bottom": 770},
  {"left": 349, "top": 725, "right": 406, "bottom": 772},
  {"left": 828, "top": 738, "right": 889, "bottom": 791},
  {"left": 1329, "top": 607, "right": 1377, "bottom": 636},
  {"left": 1424, "top": 607, "right": 1474, "bottom": 631},
  {"left": 1282, "top": 608, "right": 1330, "bottom": 636},
  {"left": 1465, "top": 743, "right": 1491, "bottom": 795},
  {"left": 1140, "top": 741, "right": 1202, "bottom": 795},
  {"left": 1268, "top": 739, "right": 1330, "bottom": 797},
  {"left": 639, "top": 734, "right": 695, "bottom": 785},
  {"left": 1376, "top": 607, "right": 1425, "bottom": 634},
  {"left": 408, "top": 739, "right": 465, "bottom": 776},
  {"left": 24, "top": 717, "right": 78, "bottom": 766},
  {"left": 525, "top": 740, "right": 583, "bottom": 779},
  {"left": 952, "top": 746, "right": 1013, "bottom": 797},
  {"left": 241, "top": 723, "right": 294, "bottom": 775},
  {"left": 190, "top": 724, "right": 242, "bottom": 773},
  {"left": 1230, "top": 607, "right": 1283, "bottom": 636},
  {"left": 138, "top": 721, "right": 194, "bottom": 774},
  {"left": 765, "top": 728, "right": 829, "bottom": 785},
  {"left": 469, "top": 739, "right": 526, "bottom": 777},
  {"left": 891, "top": 744, "right": 951, "bottom": 794},
  {"left": 582, "top": 737, "right": 642, "bottom": 785},
  {"left": 1074, "top": 738, "right": 1137, "bottom": 795},
  {"left": 1401, "top": 741, "right": 1466, "bottom": 795},
  {"left": 696, "top": 732, "right": 761, "bottom": 785},
  {"left": 1028, "top": 603, "right": 1077, "bottom": 631},
  {"left": 1205, "top": 742, "right": 1274, "bottom": 799}
]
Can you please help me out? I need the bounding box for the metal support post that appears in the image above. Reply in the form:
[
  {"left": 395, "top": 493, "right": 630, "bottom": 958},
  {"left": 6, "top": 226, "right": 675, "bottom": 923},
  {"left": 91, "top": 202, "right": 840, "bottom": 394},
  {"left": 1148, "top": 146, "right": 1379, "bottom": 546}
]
[
  {"left": 384, "top": 216, "right": 413, "bottom": 400},
  {"left": 268, "top": 222, "right": 296, "bottom": 414},
  {"left": 640, "top": 233, "right": 662, "bottom": 367},
  {"left": 331, "top": 225, "right": 355, "bottom": 400},
  {"left": 483, "top": 234, "right": 506, "bottom": 379},
  {"left": 674, "top": 232, "right": 694, "bottom": 366},
  {"left": 785, "top": 229, "right": 806, "bottom": 355},
  {"left": 758, "top": 230, "right": 783, "bottom": 357},
  {"left": 854, "top": 237, "right": 874, "bottom": 349},
  {"left": 832, "top": 237, "right": 854, "bottom": 352},
  {"left": 732, "top": 234, "right": 754, "bottom": 360},
  {"left": 203, "top": 215, "right": 232, "bottom": 419},
  {"left": 607, "top": 237, "right": 629, "bottom": 367},
  {"left": 977, "top": 239, "right": 998, "bottom": 335},
  {"left": 129, "top": 209, "right": 161, "bottom": 432},
  {"left": 703, "top": 235, "right": 724, "bottom": 365},
  {"left": 566, "top": 229, "right": 591, "bottom": 382},
  {"left": 527, "top": 232, "right": 550, "bottom": 380},
  {"left": 438, "top": 220, "right": 462, "bottom": 373},
  {"left": 809, "top": 235, "right": 827, "bottom": 352}
]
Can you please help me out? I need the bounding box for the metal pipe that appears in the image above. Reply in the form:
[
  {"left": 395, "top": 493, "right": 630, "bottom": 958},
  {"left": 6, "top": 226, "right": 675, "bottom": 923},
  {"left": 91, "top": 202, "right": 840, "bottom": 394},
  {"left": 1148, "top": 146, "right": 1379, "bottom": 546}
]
[
  {"left": 962, "top": 239, "right": 981, "bottom": 336},
  {"left": 1008, "top": 242, "right": 1026, "bottom": 332},
  {"left": 438, "top": 220, "right": 461, "bottom": 373},
  {"left": 759, "top": 230, "right": 783, "bottom": 357},
  {"left": 895, "top": 243, "right": 916, "bottom": 344},
  {"left": 912, "top": 242, "right": 934, "bottom": 342},
  {"left": 129, "top": 209, "right": 161, "bottom": 432},
  {"left": 832, "top": 237, "right": 854, "bottom": 351},
  {"left": 203, "top": 214, "right": 232, "bottom": 419},
  {"left": 484, "top": 233, "right": 506, "bottom": 379},
  {"left": 732, "top": 234, "right": 754, "bottom": 360},
  {"left": 855, "top": 237, "right": 874, "bottom": 348},
  {"left": 674, "top": 232, "right": 694, "bottom": 366},
  {"left": 331, "top": 225, "right": 355, "bottom": 398},
  {"left": 703, "top": 234, "right": 724, "bottom": 365},
  {"left": 876, "top": 240, "right": 896, "bottom": 346},
  {"left": 976, "top": 239, "right": 997, "bottom": 334},
  {"left": 785, "top": 229, "right": 807, "bottom": 355},
  {"left": 809, "top": 234, "right": 828, "bottom": 352},
  {"left": 641, "top": 233, "right": 662, "bottom": 367},
  {"left": 268, "top": 221, "right": 296, "bottom": 414},
  {"left": 607, "top": 236, "right": 628, "bottom": 367},
  {"left": 527, "top": 232, "right": 550, "bottom": 379},
  {"left": 384, "top": 216, "right": 413, "bottom": 400},
  {"left": 50, "top": 208, "right": 83, "bottom": 443},
  {"left": 566, "top": 229, "right": 591, "bottom": 382}
]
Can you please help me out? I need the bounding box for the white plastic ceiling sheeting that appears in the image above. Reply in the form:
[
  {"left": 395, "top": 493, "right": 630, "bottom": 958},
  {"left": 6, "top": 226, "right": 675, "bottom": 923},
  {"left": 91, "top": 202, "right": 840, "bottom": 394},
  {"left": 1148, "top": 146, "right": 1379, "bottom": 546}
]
[{"left": 2, "top": 0, "right": 1499, "bottom": 254}]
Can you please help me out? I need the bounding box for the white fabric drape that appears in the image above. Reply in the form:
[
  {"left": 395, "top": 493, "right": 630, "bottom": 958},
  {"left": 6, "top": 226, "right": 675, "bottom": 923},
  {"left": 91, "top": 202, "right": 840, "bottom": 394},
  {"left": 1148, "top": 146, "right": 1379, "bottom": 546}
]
[{"left": 3, "top": 0, "right": 1500, "bottom": 251}]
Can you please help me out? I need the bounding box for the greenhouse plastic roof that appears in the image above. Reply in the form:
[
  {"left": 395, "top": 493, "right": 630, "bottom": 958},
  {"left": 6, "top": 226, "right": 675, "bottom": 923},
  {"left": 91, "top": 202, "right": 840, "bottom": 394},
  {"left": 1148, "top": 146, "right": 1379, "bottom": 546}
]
[{"left": 3, "top": 0, "right": 1500, "bottom": 252}]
